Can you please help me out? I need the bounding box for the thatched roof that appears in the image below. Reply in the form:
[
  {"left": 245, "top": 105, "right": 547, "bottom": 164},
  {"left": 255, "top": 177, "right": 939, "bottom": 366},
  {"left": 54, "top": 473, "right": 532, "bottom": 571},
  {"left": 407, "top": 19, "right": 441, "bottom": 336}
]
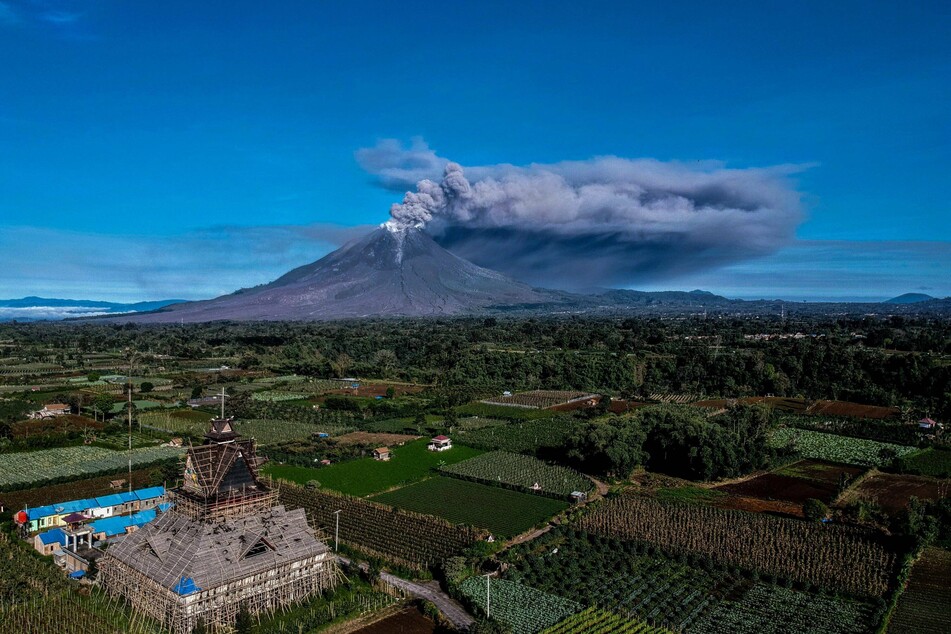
[{"left": 104, "top": 506, "right": 328, "bottom": 592}]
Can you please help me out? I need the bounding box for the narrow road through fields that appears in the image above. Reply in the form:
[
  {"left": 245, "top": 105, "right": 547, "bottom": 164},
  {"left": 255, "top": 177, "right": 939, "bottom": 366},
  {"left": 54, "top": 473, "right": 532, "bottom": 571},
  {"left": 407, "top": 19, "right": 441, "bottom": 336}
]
[{"left": 336, "top": 555, "right": 475, "bottom": 631}]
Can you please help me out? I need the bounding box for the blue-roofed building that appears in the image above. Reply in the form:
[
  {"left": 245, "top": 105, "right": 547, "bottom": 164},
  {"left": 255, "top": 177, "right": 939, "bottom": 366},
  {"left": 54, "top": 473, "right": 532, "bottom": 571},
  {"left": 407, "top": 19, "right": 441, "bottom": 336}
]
[
  {"left": 33, "top": 528, "right": 67, "bottom": 555},
  {"left": 134, "top": 486, "right": 166, "bottom": 511},
  {"left": 18, "top": 486, "right": 166, "bottom": 532},
  {"left": 93, "top": 493, "right": 128, "bottom": 518},
  {"left": 90, "top": 515, "right": 134, "bottom": 540}
]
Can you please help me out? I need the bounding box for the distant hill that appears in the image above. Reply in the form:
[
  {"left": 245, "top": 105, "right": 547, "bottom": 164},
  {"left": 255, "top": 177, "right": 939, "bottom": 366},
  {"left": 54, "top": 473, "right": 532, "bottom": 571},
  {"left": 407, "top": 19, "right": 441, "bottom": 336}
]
[
  {"left": 884, "top": 293, "right": 935, "bottom": 304},
  {"left": 0, "top": 297, "right": 185, "bottom": 322}
]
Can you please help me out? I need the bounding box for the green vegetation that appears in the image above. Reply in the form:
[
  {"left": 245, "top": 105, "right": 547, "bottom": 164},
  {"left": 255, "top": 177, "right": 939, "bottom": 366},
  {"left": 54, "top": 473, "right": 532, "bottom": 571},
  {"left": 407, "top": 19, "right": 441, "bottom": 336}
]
[
  {"left": 277, "top": 481, "right": 484, "bottom": 570},
  {"left": 896, "top": 447, "right": 951, "bottom": 478},
  {"left": 372, "top": 476, "right": 567, "bottom": 538},
  {"left": 456, "top": 417, "right": 576, "bottom": 454},
  {"left": 459, "top": 577, "right": 581, "bottom": 634},
  {"left": 579, "top": 494, "right": 895, "bottom": 597},
  {"left": 455, "top": 402, "right": 559, "bottom": 420},
  {"left": 769, "top": 428, "right": 916, "bottom": 467},
  {"left": 441, "top": 451, "right": 592, "bottom": 498},
  {"left": 692, "top": 584, "right": 878, "bottom": 634},
  {"left": 566, "top": 404, "right": 774, "bottom": 480},
  {"left": 265, "top": 438, "right": 481, "bottom": 496},
  {"left": 505, "top": 528, "right": 881, "bottom": 634},
  {"left": 542, "top": 608, "right": 667, "bottom": 634},
  {"left": 0, "top": 445, "right": 184, "bottom": 491}
]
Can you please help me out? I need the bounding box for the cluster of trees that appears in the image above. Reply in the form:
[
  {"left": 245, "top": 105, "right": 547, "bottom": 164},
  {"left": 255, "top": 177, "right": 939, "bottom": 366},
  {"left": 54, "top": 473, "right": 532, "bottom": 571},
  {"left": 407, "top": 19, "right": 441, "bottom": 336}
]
[
  {"left": 1, "top": 315, "right": 948, "bottom": 419},
  {"left": 566, "top": 404, "right": 774, "bottom": 480}
]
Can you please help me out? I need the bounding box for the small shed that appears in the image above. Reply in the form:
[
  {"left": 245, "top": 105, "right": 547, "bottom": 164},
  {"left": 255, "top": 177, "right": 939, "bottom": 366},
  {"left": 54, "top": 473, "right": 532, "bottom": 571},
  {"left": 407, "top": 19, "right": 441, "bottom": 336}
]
[
  {"left": 373, "top": 447, "right": 391, "bottom": 461},
  {"left": 919, "top": 418, "right": 939, "bottom": 429},
  {"left": 428, "top": 435, "right": 452, "bottom": 452}
]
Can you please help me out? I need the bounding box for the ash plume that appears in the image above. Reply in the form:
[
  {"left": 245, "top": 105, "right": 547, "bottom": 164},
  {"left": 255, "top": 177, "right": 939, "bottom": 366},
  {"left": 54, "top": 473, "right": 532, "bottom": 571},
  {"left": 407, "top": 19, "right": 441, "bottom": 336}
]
[{"left": 360, "top": 139, "right": 806, "bottom": 288}]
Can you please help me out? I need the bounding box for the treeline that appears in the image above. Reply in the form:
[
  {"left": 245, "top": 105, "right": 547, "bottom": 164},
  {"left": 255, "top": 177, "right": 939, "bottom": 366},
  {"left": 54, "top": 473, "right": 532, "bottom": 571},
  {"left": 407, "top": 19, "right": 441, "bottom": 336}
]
[
  {"left": 2, "top": 316, "right": 948, "bottom": 418},
  {"left": 565, "top": 404, "right": 774, "bottom": 480}
]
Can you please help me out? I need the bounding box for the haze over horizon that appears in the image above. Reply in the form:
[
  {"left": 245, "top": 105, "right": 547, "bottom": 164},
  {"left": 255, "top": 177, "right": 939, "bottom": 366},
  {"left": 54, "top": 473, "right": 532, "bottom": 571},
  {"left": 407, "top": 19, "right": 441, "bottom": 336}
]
[{"left": 1, "top": 1, "right": 948, "bottom": 304}]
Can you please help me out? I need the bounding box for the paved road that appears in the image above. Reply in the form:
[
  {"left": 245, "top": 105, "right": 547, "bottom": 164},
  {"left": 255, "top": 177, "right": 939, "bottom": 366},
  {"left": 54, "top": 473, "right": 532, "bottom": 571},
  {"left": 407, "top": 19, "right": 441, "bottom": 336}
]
[{"left": 337, "top": 556, "right": 475, "bottom": 631}]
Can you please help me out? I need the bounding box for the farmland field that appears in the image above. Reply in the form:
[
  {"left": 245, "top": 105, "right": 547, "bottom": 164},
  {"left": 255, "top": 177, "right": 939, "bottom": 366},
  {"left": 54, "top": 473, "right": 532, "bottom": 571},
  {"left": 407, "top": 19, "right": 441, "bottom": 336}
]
[
  {"left": 455, "top": 417, "right": 576, "bottom": 454},
  {"left": 848, "top": 473, "right": 949, "bottom": 514},
  {"left": 692, "top": 584, "right": 878, "bottom": 634},
  {"left": 0, "top": 445, "right": 184, "bottom": 490},
  {"left": 542, "top": 608, "right": 666, "bottom": 634},
  {"left": 888, "top": 547, "right": 951, "bottom": 633},
  {"left": 506, "top": 528, "right": 879, "bottom": 634},
  {"left": 277, "top": 481, "right": 483, "bottom": 570},
  {"left": 372, "top": 476, "right": 567, "bottom": 538},
  {"left": 265, "top": 439, "right": 482, "bottom": 496},
  {"left": 768, "top": 428, "right": 916, "bottom": 466},
  {"left": 440, "top": 451, "right": 592, "bottom": 497},
  {"left": 578, "top": 493, "right": 896, "bottom": 597},
  {"left": 897, "top": 447, "right": 951, "bottom": 478},
  {"left": 716, "top": 460, "right": 865, "bottom": 505},
  {"left": 482, "top": 390, "right": 597, "bottom": 410},
  {"left": 2, "top": 468, "right": 158, "bottom": 511},
  {"left": 459, "top": 577, "right": 580, "bottom": 634},
  {"left": 333, "top": 431, "right": 420, "bottom": 446},
  {"left": 805, "top": 400, "right": 899, "bottom": 419},
  {"left": 138, "top": 408, "right": 213, "bottom": 435},
  {"left": 455, "top": 402, "right": 558, "bottom": 420}
]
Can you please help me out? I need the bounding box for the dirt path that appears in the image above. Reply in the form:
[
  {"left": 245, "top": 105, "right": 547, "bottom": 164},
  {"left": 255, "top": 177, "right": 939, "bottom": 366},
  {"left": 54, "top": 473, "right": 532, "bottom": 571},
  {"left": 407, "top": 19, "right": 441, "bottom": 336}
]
[{"left": 336, "top": 556, "right": 475, "bottom": 631}]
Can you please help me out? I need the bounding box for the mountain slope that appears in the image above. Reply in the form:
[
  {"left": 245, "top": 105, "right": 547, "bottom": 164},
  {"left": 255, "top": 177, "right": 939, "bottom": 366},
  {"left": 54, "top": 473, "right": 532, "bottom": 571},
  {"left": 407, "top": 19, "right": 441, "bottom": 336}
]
[
  {"left": 884, "top": 293, "right": 935, "bottom": 304},
  {"left": 128, "top": 227, "right": 553, "bottom": 322}
]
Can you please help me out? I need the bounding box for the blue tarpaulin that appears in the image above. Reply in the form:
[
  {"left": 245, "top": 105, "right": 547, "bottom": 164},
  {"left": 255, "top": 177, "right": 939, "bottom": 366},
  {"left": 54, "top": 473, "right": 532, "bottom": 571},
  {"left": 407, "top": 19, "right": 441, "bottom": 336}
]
[
  {"left": 172, "top": 576, "right": 201, "bottom": 595},
  {"left": 68, "top": 570, "right": 85, "bottom": 579}
]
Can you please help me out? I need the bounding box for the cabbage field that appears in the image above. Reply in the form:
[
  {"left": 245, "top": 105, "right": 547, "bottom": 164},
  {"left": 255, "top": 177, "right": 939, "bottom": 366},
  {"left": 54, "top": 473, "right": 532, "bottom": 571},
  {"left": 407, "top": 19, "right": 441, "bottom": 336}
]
[{"left": 0, "top": 445, "right": 184, "bottom": 490}]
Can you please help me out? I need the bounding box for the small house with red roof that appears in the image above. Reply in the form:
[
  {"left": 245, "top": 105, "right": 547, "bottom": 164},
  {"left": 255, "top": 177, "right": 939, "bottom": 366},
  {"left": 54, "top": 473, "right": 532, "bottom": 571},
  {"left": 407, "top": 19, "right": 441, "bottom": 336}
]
[{"left": 428, "top": 435, "right": 452, "bottom": 452}]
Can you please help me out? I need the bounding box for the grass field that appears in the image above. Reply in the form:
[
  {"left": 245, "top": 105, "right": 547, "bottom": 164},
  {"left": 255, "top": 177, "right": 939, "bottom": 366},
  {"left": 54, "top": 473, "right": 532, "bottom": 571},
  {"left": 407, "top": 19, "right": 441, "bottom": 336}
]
[
  {"left": 264, "top": 439, "right": 482, "bottom": 497},
  {"left": 371, "top": 476, "right": 567, "bottom": 537}
]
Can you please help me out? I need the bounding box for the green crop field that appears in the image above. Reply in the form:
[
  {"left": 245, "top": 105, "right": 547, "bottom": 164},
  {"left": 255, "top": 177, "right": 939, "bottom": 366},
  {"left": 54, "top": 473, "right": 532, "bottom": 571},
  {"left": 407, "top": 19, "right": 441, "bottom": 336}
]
[
  {"left": 455, "top": 417, "right": 576, "bottom": 454},
  {"left": 265, "top": 438, "right": 482, "bottom": 497},
  {"left": 768, "top": 428, "right": 916, "bottom": 466},
  {"left": 441, "top": 451, "right": 592, "bottom": 497},
  {"left": 372, "top": 476, "right": 567, "bottom": 537},
  {"left": 0, "top": 445, "right": 184, "bottom": 490},
  {"left": 896, "top": 447, "right": 951, "bottom": 478},
  {"left": 455, "top": 402, "right": 559, "bottom": 420},
  {"left": 459, "top": 577, "right": 580, "bottom": 634}
]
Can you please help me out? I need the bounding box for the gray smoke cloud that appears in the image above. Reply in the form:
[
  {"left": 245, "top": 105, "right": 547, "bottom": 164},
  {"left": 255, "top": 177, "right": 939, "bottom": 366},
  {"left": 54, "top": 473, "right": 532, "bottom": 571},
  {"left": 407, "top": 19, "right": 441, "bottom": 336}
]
[{"left": 358, "top": 139, "right": 806, "bottom": 288}]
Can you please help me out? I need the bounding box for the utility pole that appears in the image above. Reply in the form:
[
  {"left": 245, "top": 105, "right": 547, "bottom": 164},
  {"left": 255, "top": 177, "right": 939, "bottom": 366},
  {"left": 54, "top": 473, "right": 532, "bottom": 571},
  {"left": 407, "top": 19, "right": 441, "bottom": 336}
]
[
  {"left": 127, "top": 381, "right": 133, "bottom": 494},
  {"left": 333, "top": 509, "right": 342, "bottom": 552},
  {"left": 219, "top": 386, "right": 227, "bottom": 419},
  {"left": 484, "top": 573, "right": 492, "bottom": 619}
]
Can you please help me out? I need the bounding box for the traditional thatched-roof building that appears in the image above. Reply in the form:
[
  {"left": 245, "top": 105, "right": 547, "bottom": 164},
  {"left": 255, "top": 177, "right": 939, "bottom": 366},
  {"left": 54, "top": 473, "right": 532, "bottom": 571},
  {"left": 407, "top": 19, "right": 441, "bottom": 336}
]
[{"left": 99, "top": 416, "right": 339, "bottom": 633}]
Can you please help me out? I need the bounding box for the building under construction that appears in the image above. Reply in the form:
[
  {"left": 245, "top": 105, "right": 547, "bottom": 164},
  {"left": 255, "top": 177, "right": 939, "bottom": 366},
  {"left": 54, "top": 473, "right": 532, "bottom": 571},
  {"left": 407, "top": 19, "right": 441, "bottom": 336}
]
[{"left": 99, "top": 416, "right": 340, "bottom": 633}]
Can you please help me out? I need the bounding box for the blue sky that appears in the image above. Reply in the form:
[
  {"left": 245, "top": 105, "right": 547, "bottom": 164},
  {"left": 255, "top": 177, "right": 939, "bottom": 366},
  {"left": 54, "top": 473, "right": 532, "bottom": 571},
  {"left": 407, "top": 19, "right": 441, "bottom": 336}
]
[{"left": 0, "top": 1, "right": 948, "bottom": 301}]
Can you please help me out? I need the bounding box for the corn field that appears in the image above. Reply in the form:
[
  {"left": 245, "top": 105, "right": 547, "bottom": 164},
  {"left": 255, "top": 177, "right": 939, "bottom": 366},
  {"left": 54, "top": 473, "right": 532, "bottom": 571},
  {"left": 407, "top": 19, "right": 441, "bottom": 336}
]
[{"left": 578, "top": 494, "right": 896, "bottom": 597}]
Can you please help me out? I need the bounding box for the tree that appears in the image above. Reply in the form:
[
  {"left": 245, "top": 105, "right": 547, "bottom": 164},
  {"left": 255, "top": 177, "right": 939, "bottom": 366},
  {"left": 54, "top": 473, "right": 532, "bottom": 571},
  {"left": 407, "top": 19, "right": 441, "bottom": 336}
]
[
  {"left": 190, "top": 385, "right": 203, "bottom": 399},
  {"left": 332, "top": 353, "right": 353, "bottom": 378},
  {"left": 566, "top": 417, "right": 646, "bottom": 477},
  {"left": 803, "top": 498, "right": 829, "bottom": 521},
  {"left": 140, "top": 381, "right": 154, "bottom": 393},
  {"left": 234, "top": 603, "right": 253, "bottom": 633}
]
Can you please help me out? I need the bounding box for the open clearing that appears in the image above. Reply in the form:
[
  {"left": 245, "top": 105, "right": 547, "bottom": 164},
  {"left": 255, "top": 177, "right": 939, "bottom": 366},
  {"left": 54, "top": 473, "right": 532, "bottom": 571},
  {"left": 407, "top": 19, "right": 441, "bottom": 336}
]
[{"left": 371, "top": 476, "right": 567, "bottom": 538}]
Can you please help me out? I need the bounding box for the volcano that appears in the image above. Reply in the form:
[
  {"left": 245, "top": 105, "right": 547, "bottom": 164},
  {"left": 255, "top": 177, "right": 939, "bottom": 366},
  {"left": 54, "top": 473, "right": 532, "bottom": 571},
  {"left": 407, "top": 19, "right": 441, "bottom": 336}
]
[{"left": 129, "top": 227, "right": 554, "bottom": 322}]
